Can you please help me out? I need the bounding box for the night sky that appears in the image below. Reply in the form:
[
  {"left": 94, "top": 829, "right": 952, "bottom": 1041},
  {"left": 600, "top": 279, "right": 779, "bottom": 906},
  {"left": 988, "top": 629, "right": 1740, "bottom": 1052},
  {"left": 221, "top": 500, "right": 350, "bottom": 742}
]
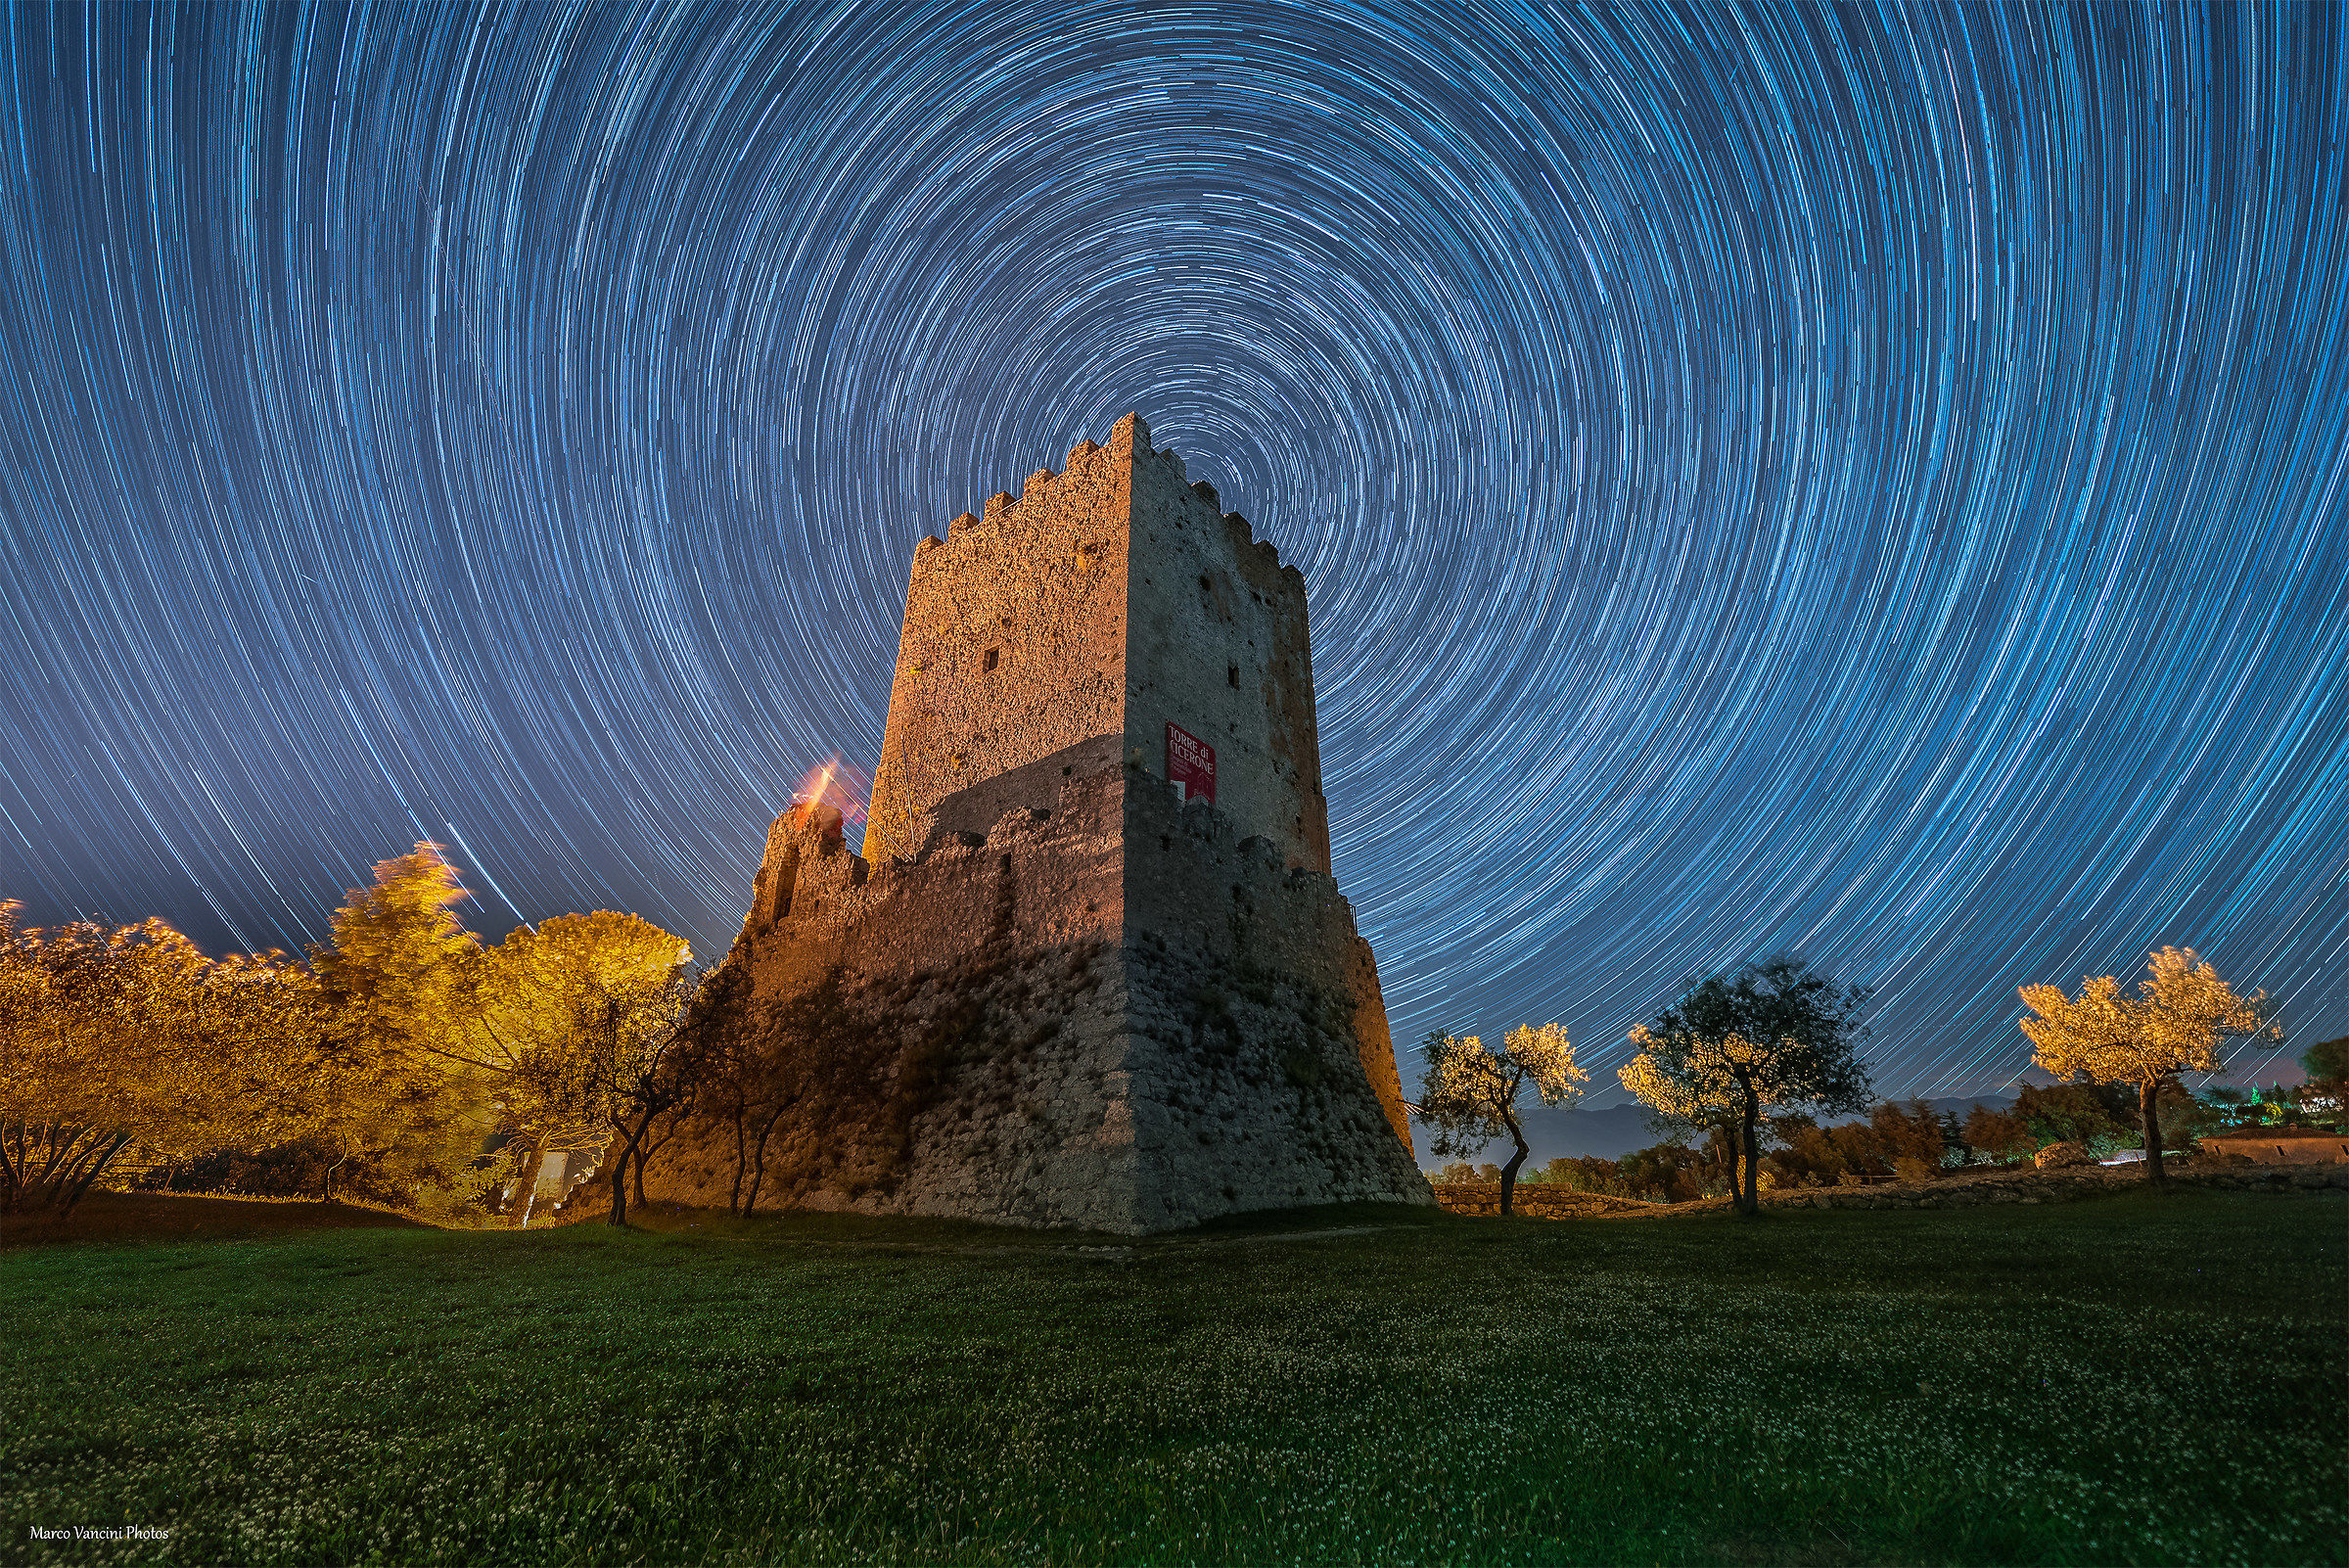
[{"left": 3, "top": 2, "right": 2342, "bottom": 1103}]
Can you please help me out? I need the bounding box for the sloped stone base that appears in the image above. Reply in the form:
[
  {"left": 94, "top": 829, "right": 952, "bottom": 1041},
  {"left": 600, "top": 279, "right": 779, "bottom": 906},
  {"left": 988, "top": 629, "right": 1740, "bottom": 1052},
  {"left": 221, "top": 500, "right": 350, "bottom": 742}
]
[{"left": 637, "top": 768, "right": 1432, "bottom": 1233}]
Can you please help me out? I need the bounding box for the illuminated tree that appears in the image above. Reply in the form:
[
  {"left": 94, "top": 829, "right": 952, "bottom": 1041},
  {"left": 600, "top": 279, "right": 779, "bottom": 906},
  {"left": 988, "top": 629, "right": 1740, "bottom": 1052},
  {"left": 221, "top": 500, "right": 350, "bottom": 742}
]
[
  {"left": 0, "top": 910, "right": 207, "bottom": 1212},
  {"left": 2019, "top": 946, "right": 2278, "bottom": 1184},
  {"left": 1621, "top": 960, "right": 1871, "bottom": 1215},
  {"left": 0, "top": 906, "right": 327, "bottom": 1214},
  {"left": 1413, "top": 1023, "right": 1587, "bottom": 1216},
  {"left": 465, "top": 911, "right": 692, "bottom": 1224},
  {"left": 310, "top": 845, "right": 493, "bottom": 1207}
]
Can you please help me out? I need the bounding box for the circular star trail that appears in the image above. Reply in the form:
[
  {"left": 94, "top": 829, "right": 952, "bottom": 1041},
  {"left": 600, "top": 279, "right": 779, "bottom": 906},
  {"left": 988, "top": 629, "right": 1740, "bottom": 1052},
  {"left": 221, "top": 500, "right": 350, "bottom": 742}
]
[{"left": 2, "top": 2, "right": 2344, "bottom": 1101}]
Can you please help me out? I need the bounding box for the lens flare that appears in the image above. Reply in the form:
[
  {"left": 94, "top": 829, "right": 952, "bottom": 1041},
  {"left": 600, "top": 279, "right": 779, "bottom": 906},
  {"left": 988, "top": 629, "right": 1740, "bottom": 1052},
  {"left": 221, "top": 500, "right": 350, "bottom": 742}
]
[{"left": 791, "top": 753, "right": 868, "bottom": 826}]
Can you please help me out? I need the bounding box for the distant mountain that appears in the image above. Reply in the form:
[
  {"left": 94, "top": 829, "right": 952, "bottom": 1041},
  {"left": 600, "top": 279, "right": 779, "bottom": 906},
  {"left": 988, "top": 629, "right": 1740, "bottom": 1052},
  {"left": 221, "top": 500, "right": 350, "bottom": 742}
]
[
  {"left": 1412, "top": 1093, "right": 2023, "bottom": 1173},
  {"left": 1413, "top": 1102, "right": 1662, "bottom": 1169},
  {"left": 1826, "top": 1094, "right": 2016, "bottom": 1125}
]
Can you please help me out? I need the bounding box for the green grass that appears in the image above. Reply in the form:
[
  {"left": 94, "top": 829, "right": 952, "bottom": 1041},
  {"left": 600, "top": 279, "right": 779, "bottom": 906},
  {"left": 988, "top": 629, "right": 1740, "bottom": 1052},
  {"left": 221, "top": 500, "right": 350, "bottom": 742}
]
[{"left": 3, "top": 1191, "right": 2341, "bottom": 1566}]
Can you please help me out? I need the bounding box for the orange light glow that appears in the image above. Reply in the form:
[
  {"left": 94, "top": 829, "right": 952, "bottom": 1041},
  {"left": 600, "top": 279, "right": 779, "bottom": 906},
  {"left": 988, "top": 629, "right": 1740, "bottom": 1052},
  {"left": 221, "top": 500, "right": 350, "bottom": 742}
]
[{"left": 792, "top": 752, "right": 869, "bottom": 824}]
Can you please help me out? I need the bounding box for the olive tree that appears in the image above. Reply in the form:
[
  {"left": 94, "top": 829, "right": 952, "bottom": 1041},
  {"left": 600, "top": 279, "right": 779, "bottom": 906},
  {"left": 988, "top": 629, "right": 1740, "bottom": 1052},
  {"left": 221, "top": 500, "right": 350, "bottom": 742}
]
[
  {"left": 2020, "top": 946, "right": 2277, "bottom": 1184},
  {"left": 1621, "top": 959, "right": 1870, "bottom": 1215},
  {"left": 1413, "top": 1024, "right": 1586, "bottom": 1216}
]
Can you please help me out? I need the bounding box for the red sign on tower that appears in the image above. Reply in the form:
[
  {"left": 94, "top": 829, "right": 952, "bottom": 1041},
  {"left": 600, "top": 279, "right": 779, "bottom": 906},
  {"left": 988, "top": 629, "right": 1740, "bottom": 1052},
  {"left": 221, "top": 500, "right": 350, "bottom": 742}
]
[{"left": 1166, "top": 721, "right": 1216, "bottom": 806}]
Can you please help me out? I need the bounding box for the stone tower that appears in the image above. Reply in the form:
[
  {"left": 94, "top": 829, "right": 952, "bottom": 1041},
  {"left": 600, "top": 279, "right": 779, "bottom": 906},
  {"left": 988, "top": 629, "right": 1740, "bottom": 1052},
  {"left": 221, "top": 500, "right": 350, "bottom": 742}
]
[
  {"left": 864, "top": 412, "right": 1331, "bottom": 876},
  {"left": 640, "top": 414, "right": 1431, "bottom": 1233}
]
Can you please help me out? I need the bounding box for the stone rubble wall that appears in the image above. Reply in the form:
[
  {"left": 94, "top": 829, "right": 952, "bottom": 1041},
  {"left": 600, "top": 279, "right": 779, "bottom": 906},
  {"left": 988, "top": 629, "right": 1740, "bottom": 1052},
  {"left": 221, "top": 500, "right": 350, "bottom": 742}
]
[
  {"left": 640, "top": 765, "right": 1430, "bottom": 1234},
  {"left": 1112, "top": 770, "right": 1427, "bottom": 1228},
  {"left": 1433, "top": 1161, "right": 2349, "bottom": 1218}
]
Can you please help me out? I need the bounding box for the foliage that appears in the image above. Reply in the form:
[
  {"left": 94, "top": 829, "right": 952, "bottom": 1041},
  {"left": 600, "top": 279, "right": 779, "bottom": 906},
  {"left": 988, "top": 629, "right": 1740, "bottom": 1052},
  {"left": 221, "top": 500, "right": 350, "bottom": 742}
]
[
  {"left": 4, "top": 1194, "right": 2338, "bottom": 1566},
  {"left": 309, "top": 845, "right": 498, "bottom": 1212},
  {"left": 464, "top": 911, "right": 692, "bottom": 1224},
  {"left": 472, "top": 924, "right": 702, "bottom": 1227},
  {"left": 1961, "top": 1104, "right": 2036, "bottom": 1161},
  {"left": 1412, "top": 1024, "right": 1585, "bottom": 1214},
  {"left": 0, "top": 905, "right": 331, "bottom": 1214},
  {"left": 2, "top": 842, "right": 701, "bottom": 1223},
  {"left": 2301, "top": 1036, "right": 2349, "bottom": 1119},
  {"left": 1620, "top": 959, "right": 1870, "bottom": 1213},
  {"left": 2020, "top": 946, "right": 2280, "bottom": 1181}
]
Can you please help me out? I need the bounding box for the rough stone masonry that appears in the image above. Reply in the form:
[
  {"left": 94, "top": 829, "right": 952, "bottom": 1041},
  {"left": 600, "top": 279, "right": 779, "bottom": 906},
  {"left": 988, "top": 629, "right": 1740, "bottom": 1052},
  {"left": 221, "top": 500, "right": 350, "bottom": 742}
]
[{"left": 640, "top": 413, "right": 1433, "bottom": 1232}]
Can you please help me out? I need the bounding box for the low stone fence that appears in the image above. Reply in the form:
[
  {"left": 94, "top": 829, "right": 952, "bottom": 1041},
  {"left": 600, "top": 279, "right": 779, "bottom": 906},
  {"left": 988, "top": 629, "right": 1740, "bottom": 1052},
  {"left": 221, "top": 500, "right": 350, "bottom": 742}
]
[
  {"left": 1434, "top": 1161, "right": 2349, "bottom": 1219},
  {"left": 1426, "top": 1184, "right": 1655, "bottom": 1219}
]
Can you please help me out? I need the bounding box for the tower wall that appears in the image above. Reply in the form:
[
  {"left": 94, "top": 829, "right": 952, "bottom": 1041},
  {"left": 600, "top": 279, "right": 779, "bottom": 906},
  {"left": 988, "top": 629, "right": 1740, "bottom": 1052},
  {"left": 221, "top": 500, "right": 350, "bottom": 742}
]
[
  {"left": 643, "top": 770, "right": 1422, "bottom": 1231},
  {"left": 863, "top": 425, "right": 1136, "bottom": 864},
  {"left": 1123, "top": 438, "right": 1332, "bottom": 872},
  {"left": 864, "top": 413, "right": 1331, "bottom": 873}
]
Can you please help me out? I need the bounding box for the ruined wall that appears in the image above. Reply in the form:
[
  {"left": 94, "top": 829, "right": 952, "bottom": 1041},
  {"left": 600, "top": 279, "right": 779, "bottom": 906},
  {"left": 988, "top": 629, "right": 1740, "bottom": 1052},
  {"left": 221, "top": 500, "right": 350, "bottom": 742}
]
[
  {"left": 654, "top": 773, "right": 1142, "bottom": 1230},
  {"left": 1113, "top": 777, "right": 1420, "bottom": 1216}
]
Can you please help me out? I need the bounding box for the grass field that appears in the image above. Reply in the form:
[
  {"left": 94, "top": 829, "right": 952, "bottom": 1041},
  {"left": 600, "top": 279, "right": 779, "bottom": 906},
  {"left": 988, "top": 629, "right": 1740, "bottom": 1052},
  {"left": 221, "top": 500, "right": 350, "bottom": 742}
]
[{"left": 4, "top": 1190, "right": 2341, "bottom": 1566}]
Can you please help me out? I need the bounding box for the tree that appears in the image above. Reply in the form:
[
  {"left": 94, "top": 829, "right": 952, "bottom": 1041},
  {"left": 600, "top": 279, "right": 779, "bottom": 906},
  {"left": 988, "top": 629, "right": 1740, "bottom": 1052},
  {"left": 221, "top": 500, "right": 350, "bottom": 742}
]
[
  {"left": 2010, "top": 1081, "right": 2134, "bottom": 1150},
  {"left": 474, "top": 929, "right": 703, "bottom": 1227},
  {"left": 463, "top": 911, "right": 692, "bottom": 1224},
  {"left": 2019, "top": 946, "right": 2278, "bottom": 1184},
  {"left": 0, "top": 910, "right": 210, "bottom": 1213},
  {"left": 0, "top": 907, "right": 327, "bottom": 1215},
  {"left": 1413, "top": 1024, "right": 1587, "bottom": 1216},
  {"left": 2300, "top": 1036, "right": 2349, "bottom": 1118},
  {"left": 1961, "top": 1104, "right": 2035, "bottom": 1163},
  {"left": 309, "top": 845, "right": 490, "bottom": 1206},
  {"left": 1621, "top": 959, "right": 1871, "bottom": 1215}
]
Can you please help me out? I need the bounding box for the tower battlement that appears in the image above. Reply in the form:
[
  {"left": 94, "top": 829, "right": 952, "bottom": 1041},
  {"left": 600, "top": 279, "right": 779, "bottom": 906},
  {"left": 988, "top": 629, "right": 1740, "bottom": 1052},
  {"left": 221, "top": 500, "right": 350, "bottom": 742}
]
[{"left": 866, "top": 414, "right": 1330, "bottom": 874}]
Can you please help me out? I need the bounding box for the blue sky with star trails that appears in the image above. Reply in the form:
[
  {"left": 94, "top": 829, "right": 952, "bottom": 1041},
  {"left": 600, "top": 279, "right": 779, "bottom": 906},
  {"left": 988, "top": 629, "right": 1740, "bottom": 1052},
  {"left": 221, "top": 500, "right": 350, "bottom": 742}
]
[{"left": 1, "top": 1, "right": 2342, "bottom": 1102}]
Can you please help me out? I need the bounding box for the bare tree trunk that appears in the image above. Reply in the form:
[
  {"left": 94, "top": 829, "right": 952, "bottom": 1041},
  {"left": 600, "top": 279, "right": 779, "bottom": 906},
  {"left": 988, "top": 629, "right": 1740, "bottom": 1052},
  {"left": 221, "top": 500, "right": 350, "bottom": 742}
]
[
  {"left": 0, "top": 1120, "right": 21, "bottom": 1211},
  {"left": 745, "top": 1104, "right": 785, "bottom": 1217},
  {"left": 59, "top": 1132, "right": 132, "bottom": 1218},
  {"left": 512, "top": 1138, "right": 546, "bottom": 1227},
  {"left": 2142, "top": 1079, "right": 2167, "bottom": 1185},
  {"left": 608, "top": 1109, "right": 659, "bottom": 1227},
  {"left": 632, "top": 1116, "right": 680, "bottom": 1211},
  {"left": 29, "top": 1124, "right": 89, "bottom": 1203},
  {"left": 1498, "top": 1112, "right": 1529, "bottom": 1217},
  {"left": 727, "top": 1103, "right": 747, "bottom": 1216},
  {"left": 1740, "top": 1092, "right": 1762, "bottom": 1215}
]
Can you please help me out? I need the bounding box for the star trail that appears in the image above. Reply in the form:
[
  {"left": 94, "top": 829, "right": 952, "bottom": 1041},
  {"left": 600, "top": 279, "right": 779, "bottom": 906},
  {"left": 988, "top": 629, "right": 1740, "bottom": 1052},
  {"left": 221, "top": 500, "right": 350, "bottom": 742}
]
[{"left": 2, "top": 2, "right": 2343, "bottom": 1100}]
